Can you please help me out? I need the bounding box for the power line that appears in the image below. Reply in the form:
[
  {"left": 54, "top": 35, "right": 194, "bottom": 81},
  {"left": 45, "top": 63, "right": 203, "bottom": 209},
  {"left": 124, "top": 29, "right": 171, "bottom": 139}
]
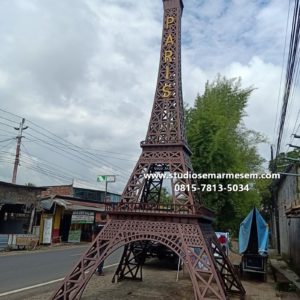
[
  {"left": 25, "top": 123, "right": 131, "bottom": 175},
  {"left": 21, "top": 144, "right": 95, "bottom": 183},
  {"left": 0, "top": 109, "right": 135, "bottom": 173},
  {"left": 0, "top": 115, "right": 21, "bottom": 125},
  {"left": 0, "top": 155, "right": 73, "bottom": 183},
  {"left": 23, "top": 137, "right": 110, "bottom": 174},
  {"left": 0, "top": 138, "right": 15, "bottom": 143},
  {"left": 287, "top": 108, "right": 300, "bottom": 149},
  {"left": 0, "top": 134, "right": 14, "bottom": 138},
  {"left": 273, "top": 0, "right": 292, "bottom": 146},
  {"left": 0, "top": 120, "right": 17, "bottom": 129},
  {"left": 0, "top": 127, "right": 16, "bottom": 135},
  {"left": 0, "top": 138, "right": 15, "bottom": 151},
  {"left": 0, "top": 108, "right": 22, "bottom": 119},
  {"left": 0, "top": 108, "right": 132, "bottom": 186},
  {"left": 282, "top": 27, "right": 300, "bottom": 152},
  {"left": 84, "top": 146, "right": 137, "bottom": 158},
  {"left": 276, "top": 0, "right": 300, "bottom": 157},
  {"left": 23, "top": 131, "right": 129, "bottom": 177},
  {"left": 26, "top": 127, "right": 136, "bottom": 162},
  {"left": 21, "top": 137, "right": 129, "bottom": 186},
  {"left": 296, "top": 118, "right": 300, "bottom": 134}
]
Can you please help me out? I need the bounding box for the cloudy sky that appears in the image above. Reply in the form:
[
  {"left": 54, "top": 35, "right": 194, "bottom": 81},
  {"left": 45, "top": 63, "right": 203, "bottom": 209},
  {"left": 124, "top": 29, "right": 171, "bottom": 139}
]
[{"left": 0, "top": 0, "right": 298, "bottom": 192}]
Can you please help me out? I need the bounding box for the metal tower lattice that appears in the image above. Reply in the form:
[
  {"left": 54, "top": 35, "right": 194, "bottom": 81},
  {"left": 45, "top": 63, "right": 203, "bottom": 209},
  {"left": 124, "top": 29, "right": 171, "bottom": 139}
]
[{"left": 50, "top": 1, "right": 245, "bottom": 299}]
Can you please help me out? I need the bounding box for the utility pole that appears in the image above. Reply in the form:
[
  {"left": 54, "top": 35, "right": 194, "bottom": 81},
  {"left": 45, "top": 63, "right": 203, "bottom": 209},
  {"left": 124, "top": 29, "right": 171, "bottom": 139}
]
[
  {"left": 12, "top": 118, "right": 28, "bottom": 184},
  {"left": 270, "top": 145, "right": 281, "bottom": 253}
]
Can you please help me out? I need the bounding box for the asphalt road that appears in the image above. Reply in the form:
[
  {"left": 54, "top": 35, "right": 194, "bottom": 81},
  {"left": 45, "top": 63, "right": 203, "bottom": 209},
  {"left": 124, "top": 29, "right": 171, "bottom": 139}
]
[{"left": 0, "top": 245, "right": 122, "bottom": 295}]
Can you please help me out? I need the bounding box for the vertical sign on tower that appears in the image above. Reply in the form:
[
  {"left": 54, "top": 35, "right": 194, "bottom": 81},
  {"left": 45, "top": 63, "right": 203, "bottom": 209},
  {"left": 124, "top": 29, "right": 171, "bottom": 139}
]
[{"left": 162, "top": 15, "right": 175, "bottom": 99}]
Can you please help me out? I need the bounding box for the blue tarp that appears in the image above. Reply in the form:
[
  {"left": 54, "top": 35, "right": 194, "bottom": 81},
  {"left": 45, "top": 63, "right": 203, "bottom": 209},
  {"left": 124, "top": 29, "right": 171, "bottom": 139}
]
[{"left": 239, "top": 207, "right": 269, "bottom": 255}]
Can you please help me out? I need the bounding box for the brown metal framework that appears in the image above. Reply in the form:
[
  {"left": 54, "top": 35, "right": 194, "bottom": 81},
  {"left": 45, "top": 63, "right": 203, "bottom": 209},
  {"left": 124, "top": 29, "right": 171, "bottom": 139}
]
[{"left": 51, "top": 0, "right": 245, "bottom": 299}]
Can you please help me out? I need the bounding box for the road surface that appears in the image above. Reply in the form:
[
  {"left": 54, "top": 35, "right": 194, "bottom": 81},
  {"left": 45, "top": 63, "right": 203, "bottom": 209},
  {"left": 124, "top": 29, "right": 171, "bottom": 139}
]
[{"left": 0, "top": 244, "right": 122, "bottom": 295}]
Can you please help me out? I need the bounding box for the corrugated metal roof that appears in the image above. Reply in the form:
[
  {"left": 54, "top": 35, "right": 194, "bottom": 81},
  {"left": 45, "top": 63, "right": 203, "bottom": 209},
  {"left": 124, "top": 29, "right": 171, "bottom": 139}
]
[
  {"left": 39, "top": 179, "right": 121, "bottom": 195},
  {"left": 72, "top": 178, "right": 121, "bottom": 195},
  {"left": 40, "top": 196, "right": 105, "bottom": 212},
  {"left": 0, "top": 180, "right": 46, "bottom": 191}
]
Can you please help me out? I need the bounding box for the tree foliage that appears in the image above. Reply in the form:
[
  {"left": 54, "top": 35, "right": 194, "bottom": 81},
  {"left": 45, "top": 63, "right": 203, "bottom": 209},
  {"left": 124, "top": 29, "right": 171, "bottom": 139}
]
[
  {"left": 160, "top": 187, "right": 172, "bottom": 205},
  {"left": 269, "top": 149, "right": 300, "bottom": 173},
  {"left": 186, "top": 76, "right": 269, "bottom": 233}
]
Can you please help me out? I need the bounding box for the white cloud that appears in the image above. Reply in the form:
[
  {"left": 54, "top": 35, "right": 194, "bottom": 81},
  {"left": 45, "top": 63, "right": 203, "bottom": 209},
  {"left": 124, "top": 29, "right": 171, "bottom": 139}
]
[
  {"left": 0, "top": 0, "right": 297, "bottom": 188},
  {"left": 0, "top": 71, "right": 9, "bottom": 89},
  {"left": 225, "top": 57, "right": 280, "bottom": 135}
]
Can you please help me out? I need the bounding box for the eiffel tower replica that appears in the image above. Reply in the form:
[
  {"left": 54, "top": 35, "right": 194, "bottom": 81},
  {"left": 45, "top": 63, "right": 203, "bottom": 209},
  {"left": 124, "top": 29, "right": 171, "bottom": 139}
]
[{"left": 51, "top": 0, "right": 245, "bottom": 299}]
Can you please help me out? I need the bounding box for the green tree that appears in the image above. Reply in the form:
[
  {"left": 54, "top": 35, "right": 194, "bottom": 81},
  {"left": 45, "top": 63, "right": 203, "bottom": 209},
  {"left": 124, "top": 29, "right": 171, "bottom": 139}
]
[
  {"left": 160, "top": 187, "right": 172, "bottom": 205},
  {"left": 186, "top": 76, "right": 268, "bottom": 233},
  {"left": 269, "top": 149, "right": 300, "bottom": 173}
]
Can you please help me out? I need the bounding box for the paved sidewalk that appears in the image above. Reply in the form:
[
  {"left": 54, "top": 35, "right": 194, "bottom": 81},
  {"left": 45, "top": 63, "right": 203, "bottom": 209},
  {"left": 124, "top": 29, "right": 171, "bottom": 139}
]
[{"left": 270, "top": 258, "right": 300, "bottom": 291}]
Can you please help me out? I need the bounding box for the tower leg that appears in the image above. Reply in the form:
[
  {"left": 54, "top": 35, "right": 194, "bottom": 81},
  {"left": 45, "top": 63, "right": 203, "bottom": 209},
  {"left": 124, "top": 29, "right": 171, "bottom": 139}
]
[
  {"left": 113, "top": 241, "right": 149, "bottom": 282},
  {"left": 50, "top": 220, "right": 244, "bottom": 300},
  {"left": 200, "top": 223, "right": 246, "bottom": 297}
]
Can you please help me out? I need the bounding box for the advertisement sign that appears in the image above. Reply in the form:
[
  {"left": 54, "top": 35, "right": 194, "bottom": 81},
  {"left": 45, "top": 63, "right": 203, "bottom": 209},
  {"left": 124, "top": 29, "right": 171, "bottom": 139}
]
[
  {"left": 68, "top": 229, "right": 81, "bottom": 243},
  {"left": 43, "top": 217, "right": 53, "bottom": 244},
  {"left": 97, "top": 175, "right": 116, "bottom": 182},
  {"left": 71, "top": 211, "right": 94, "bottom": 224}
]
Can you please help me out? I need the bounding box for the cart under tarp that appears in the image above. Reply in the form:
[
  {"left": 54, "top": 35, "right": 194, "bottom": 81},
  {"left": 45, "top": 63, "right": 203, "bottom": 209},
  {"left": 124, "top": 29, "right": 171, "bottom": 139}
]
[
  {"left": 239, "top": 207, "right": 269, "bottom": 280},
  {"left": 239, "top": 207, "right": 269, "bottom": 255}
]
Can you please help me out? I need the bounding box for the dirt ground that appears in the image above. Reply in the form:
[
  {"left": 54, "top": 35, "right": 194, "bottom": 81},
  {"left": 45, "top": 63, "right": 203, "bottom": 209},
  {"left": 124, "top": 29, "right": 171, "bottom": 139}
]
[
  {"left": 3, "top": 242, "right": 299, "bottom": 300},
  {"left": 4, "top": 257, "right": 300, "bottom": 300}
]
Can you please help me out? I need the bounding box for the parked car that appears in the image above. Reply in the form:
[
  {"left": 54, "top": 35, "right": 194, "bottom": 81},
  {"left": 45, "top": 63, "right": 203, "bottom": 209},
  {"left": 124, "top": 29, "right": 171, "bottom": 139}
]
[
  {"left": 133, "top": 231, "right": 229, "bottom": 270},
  {"left": 133, "top": 241, "right": 181, "bottom": 270}
]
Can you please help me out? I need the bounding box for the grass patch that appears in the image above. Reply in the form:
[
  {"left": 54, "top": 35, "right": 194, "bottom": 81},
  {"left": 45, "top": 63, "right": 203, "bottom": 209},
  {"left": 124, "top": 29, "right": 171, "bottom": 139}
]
[{"left": 276, "top": 282, "right": 297, "bottom": 292}]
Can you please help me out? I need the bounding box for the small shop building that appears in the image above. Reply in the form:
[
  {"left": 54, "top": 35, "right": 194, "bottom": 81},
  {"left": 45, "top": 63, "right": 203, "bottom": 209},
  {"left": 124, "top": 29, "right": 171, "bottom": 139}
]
[
  {"left": 41, "top": 179, "right": 121, "bottom": 203},
  {"left": 39, "top": 194, "right": 110, "bottom": 244},
  {"left": 0, "top": 179, "right": 121, "bottom": 247},
  {"left": 0, "top": 181, "right": 45, "bottom": 234}
]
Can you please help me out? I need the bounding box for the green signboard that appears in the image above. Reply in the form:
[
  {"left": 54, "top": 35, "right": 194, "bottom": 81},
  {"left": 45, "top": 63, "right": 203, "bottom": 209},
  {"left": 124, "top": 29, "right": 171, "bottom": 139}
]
[
  {"left": 71, "top": 211, "right": 94, "bottom": 224},
  {"left": 97, "top": 175, "right": 115, "bottom": 182},
  {"left": 68, "top": 229, "right": 81, "bottom": 243}
]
